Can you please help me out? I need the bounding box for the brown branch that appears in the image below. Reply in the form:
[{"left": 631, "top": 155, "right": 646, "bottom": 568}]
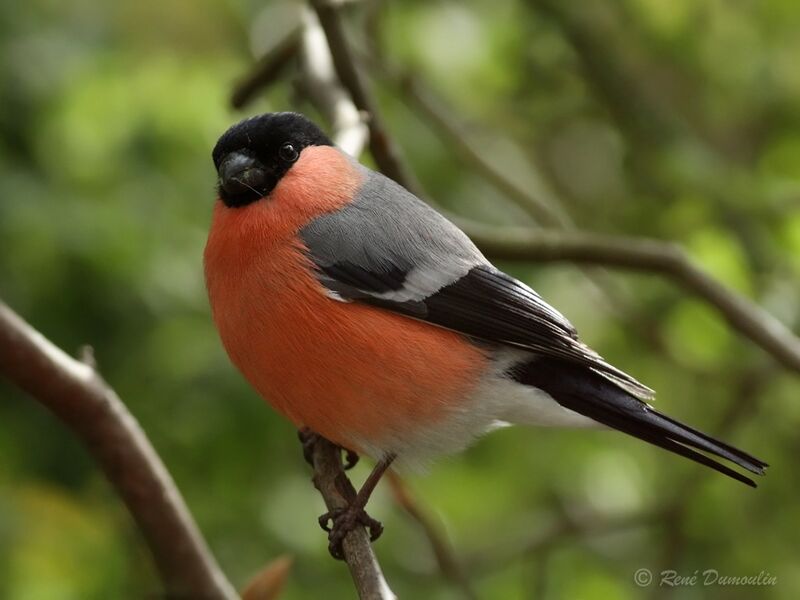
[
  {"left": 310, "top": 438, "right": 396, "bottom": 600},
  {"left": 231, "top": 24, "right": 302, "bottom": 110},
  {"left": 308, "top": 0, "right": 422, "bottom": 194},
  {"left": 0, "top": 300, "right": 237, "bottom": 599},
  {"left": 387, "top": 473, "right": 477, "bottom": 600},
  {"left": 458, "top": 220, "right": 800, "bottom": 374}
]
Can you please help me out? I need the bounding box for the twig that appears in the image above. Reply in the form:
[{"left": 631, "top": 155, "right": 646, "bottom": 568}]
[
  {"left": 231, "top": 24, "right": 302, "bottom": 109},
  {"left": 0, "top": 300, "right": 237, "bottom": 600},
  {"left": 387, "top": 473, "right": 477, "bottom": 600},
  {"left": 299, "top": 7, "right": 368, "bottom": 157},
  {"left": 458, "top": 220, "right": 800, "bottom": 374},
  {"left": 310, "top": 438, "right": 396, "bottom": 600},
  {"left": 309, "top": 0, "right": 422, "bottom": 193}
]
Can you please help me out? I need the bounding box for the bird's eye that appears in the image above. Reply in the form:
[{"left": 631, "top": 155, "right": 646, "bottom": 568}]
[{"left": 278, "top": 142, "right": 299, "bottom": 163}]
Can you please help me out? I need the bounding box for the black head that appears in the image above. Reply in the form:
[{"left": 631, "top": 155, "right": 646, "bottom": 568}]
[{"left": 212, "top": 112, "right": 333, "bottom": 208}]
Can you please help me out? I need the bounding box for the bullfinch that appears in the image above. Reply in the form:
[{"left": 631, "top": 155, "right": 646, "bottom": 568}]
[{"left": 204, "top": 112, "right": 766, "bottom": 555}]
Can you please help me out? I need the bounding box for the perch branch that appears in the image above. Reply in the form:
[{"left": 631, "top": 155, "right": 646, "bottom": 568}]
[
  {"left": 310, "top": 437, "right": 396, "bottom": 600},
  {"left": 0, "top": 300, "right": 237, "bottom": 600}
]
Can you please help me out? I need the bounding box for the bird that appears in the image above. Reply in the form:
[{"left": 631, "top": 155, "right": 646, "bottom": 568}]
[{"left": 204, "top": 111, "right": 766, "bottom": 557}]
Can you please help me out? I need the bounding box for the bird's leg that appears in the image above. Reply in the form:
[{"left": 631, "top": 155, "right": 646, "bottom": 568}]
[
  {"left": 319, "top": 454, "right": 395, "bottom": 560},
  {"left": 298, "top": 427, "right": 359, "bottom": 470}
]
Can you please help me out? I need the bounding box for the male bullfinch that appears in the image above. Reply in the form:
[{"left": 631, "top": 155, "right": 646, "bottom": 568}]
[{"left": 204, "top": 112, "right": 766, "bottom": 555}]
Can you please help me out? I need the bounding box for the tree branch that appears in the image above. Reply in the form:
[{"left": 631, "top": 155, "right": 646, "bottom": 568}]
[
  {"left": 310, "top": 437, "right": 396, "bottom": 600},
  {"left": 458, "top": 220, "right": 800, "bottom": 374},
  {"left": 308, "top": 0, "right": 422, "bottom": 194},
  {"left": 298, "top": 7, "right": 368, "bottom": 157},
  {"left": 0, "top": 300, "right": 238, "bottom": 599}
]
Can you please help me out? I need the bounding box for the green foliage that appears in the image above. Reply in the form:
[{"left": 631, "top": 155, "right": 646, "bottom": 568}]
[{"left": 1, "top": 0, "right": 798, "bottom": 598}]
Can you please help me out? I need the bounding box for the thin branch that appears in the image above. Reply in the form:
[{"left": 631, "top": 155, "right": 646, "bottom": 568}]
[
  {"left": 387, "top": 473, "right": 477, "bottom": 600},
  {"left": 299, "top": 7, "right": 368, "bottom": 157},
  {"left": 310, "top": 438, "right": 396, "bottom": 600},
  {"left": 0, "top": 300, "right": 237, "bottom": 600},
  {"left": 231, "top": 24, "right": 302, "bottom": 109},
  {"left": 309, "top": 0, "right": 422, "bottom": 193},
  {"left": 458, "top": 220, "right": 800, "bottom": 374}
]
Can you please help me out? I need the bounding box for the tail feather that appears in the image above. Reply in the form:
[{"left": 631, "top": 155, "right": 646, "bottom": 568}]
[{"left": 511, "top": 358, "right": 767, "bottom": 486}]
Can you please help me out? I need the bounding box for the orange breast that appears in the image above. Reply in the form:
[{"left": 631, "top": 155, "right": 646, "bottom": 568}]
[{"left": 204, "top": 147, "right": 488, "bottom": 452}]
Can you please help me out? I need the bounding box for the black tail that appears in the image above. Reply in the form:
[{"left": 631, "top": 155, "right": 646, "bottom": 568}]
[{"left": 512, "top": 358, "right": 768, "bottom": 487}]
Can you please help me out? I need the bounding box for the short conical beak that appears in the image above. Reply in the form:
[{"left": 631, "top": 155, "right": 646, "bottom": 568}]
[{"left": 218, "top": 152, "right": 268, "bottom": 197}]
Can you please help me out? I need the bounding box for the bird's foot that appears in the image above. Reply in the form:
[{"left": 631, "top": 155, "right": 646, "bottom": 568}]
[
  {"left": 318, "top": 505, "right": 384, "bottom": 560},
  {"left": 342, "top": 448, "right": 359, "bottom": 470},
  {"left": 298, "top": 427, "right": 359, "bottom": 470}
]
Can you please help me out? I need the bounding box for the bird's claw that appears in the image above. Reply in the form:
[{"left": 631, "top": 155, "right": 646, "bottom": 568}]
[
  {"left": 318, "top": 506, "right": 384, "bottom": 560},
  {"left": 343, "top": 448, "right": 359, "bottom": 470}
]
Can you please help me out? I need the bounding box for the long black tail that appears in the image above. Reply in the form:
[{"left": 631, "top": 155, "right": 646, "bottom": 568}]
[{"left": 512, "top": 358, "right": 768, "bottom": 487}]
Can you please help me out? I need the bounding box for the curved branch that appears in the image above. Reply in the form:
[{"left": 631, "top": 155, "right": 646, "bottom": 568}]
[
  {"left": 0, "top": 300, "right": 238, "bottom": 600},
  {"left": 459, "top": 221, "right": 800, "bottom": 374}
]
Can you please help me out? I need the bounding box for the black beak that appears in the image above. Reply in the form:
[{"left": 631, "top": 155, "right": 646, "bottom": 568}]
[{"left": 218, "top": 152, "right": 269, "bottom": 198}]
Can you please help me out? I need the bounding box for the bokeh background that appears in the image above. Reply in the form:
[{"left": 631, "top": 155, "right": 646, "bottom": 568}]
[{"left": 2, "top": 0, "right": 799, "bottom": 598}]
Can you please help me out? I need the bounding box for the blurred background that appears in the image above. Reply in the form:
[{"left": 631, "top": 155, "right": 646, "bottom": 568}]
[{"left": 1, "top": 0, "right": 799, "bottom": 598}]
